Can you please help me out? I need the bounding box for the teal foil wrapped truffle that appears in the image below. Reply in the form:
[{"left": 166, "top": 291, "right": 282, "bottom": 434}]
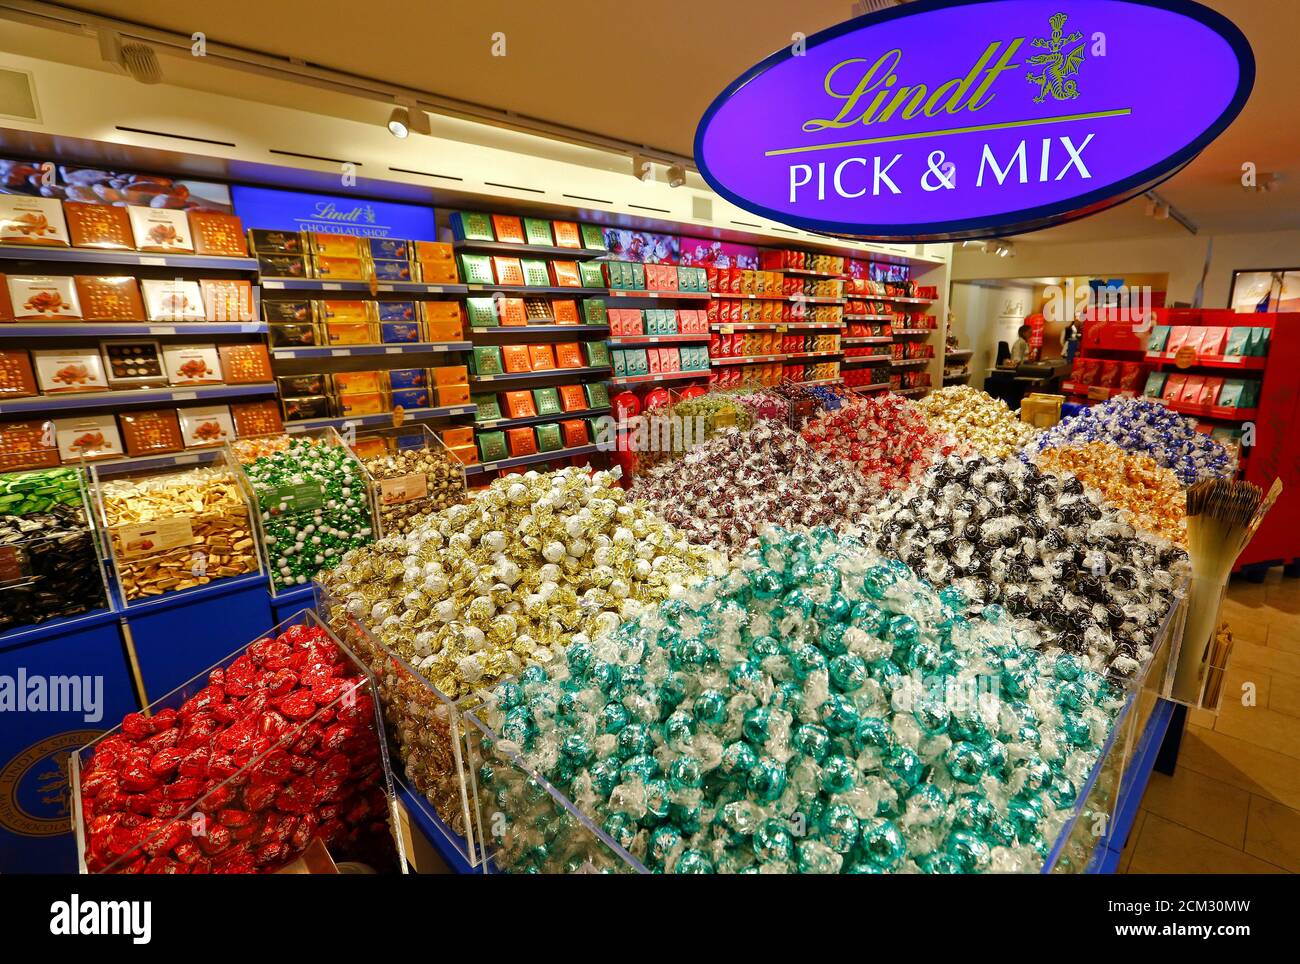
[{"left": 472, "top": 526, "right": 1127, "bottom": 873}]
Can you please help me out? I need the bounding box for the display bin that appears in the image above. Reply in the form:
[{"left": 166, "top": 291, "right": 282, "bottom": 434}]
[
  {"left": 462, "top": 581, "right": 1191, "bottom": 875},
  {"left": 0, "top": 464, "right": 113, "bottom": 634},
  {"left": 316, "top": 582, "right": 489, "bottom": 869},
  {"left": 70, "top": 608, "right": 405, "bottom": 874},
  {"left": 90, "top": 449, "right": 263, "bottom": 607},
  {"left": 1040, "top": 576, "right": 1188, "bottom": 873},
  {"left": 351, "top": 424, "right": 468, "bottom": 538},
  {"left": 231, "top": 428, "right": 376, "bottom": 597}
]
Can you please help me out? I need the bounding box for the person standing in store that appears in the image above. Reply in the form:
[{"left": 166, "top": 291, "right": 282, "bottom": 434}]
[{"left": 1003, "top": 324, "right": 1033, "bottom": 367}]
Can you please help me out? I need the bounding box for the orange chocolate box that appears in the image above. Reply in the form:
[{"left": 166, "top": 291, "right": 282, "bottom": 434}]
[
  {"left": 435, "top": 384, "right": 471, "bottom": 406},
  {"left": 441, "top": 426, "right": 475, "bottom": 448},
  {"left": 506, "top": 427, "right": 538, "bottom": 456},
  {"left": 431, "top": 365, "right": 469, "bottom": 387},
  {"left": 528, "top": 344, "right": 556, "bottom": 371},
  {"left": 503, "top": 391, "right": 537, "bottom": 419},
  {"left": 502, "top": 345, "right": 532, "bottom": 373}
]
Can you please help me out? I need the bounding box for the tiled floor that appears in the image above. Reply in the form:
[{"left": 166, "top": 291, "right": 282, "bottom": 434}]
[{"left": 1118, "top": 569, "right": 1300, "bottom": 873}]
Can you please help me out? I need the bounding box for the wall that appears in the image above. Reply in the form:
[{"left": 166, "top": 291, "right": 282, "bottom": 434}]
[
  {"left": 953, "top": 228, "right": 1300, "bottom": 309},
  {"left": 949, "top": 281, "right": 1036, "bottom": 389}
]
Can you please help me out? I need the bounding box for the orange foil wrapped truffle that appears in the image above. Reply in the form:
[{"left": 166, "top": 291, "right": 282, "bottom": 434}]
[{"left": 1035, "top": 441, "right": 1186, "bottom": 547}]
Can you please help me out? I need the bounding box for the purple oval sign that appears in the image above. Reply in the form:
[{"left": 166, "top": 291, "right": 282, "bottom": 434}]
[{"left": 694, "top": 0, "right": 1253, "bottom": 241}]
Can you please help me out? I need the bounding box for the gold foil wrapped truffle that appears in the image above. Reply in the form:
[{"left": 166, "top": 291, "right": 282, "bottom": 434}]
[
  {"left": 916, "top": 385, "right": 1040, "bottom": 459},
  {"left": 320, "top": 466, "right": 720, "bottom": 700},
  {"left": 1035, "top": 441, "right": 1187, "bottom": 547}
]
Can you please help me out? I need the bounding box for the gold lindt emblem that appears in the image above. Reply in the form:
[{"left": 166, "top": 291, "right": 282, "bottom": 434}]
[{"left": 1026, "top": 13, "right": 1085, "bottom": 103}]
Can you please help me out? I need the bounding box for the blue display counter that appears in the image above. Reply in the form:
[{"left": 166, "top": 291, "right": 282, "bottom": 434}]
[
  {"left": 118, "top": 574, "right": 273, "bottom": 703},
  {"left": 0, "top": 609, "right": 137, "bottom": 874}
]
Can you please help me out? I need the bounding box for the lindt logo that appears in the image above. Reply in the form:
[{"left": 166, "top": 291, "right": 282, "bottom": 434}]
[
  {"left": 803, "top": 13, "right": 1087, "bottom": 134},
  {"left": 311, "top": 201, "right": 377, "bottom": 224}
]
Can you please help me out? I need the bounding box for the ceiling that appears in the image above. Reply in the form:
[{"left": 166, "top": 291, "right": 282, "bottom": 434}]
[{"left": 3, "top": 0, "right": 1297, "bottom": 244}]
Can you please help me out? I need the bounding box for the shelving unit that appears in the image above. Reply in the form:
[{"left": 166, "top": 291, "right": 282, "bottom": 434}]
[{"left": 0, "top": 241, "right": 278, "bottom": 464}]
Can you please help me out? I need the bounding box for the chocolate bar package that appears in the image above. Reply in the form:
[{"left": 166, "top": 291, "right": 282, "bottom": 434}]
[
  {"left": 230, "top": 399, "right": 284, "bottom": 437},
  {"left": 578, "top": 261, "right": 605, "bottom": 289},
  {"left": 100, "top": 340, "right": 165, "bottom": 388},
  {"left": 367, "top": 238, "right": 409, "bottom": 260},
  {"left": 579, "top": 224, "right": 606, "bottom": 250},
  {"left": 582, "top": 298, "right": 608, "bottom": 325},
  {"left": 188, "top": 211, "right": 248, "bottom": 257},
  {"left": 119, "top": 408, "right": 184, "bottom": 457},
  {"left": 390, "top": 387, "right": 431, "bottom": 409},
  {"left": 9, "top": 276, "right": 82, "bottom": 320},
  {"left": 451, "top": 211, "right": 495, "bottom": 241},
  {"left": 1143, "top": 371, "right": 1167, "bottom": 398},
  {"left": 64, "top": 201, "right": 133, "bottom": 250},
  {"left": 0, "top": 349, "right": 37, "bottom": 397},
  {"left": 0, "top": 196, "right": 69, "bottom": 247},
  {"left": 217, "top": 343, "right": 273, "bottom": 384},
  {"left": 308, "top": 232, "right": 362, "bottom": 258},
  {"left": 1223, "top": 327, "right": 1251, "bottom": 356},
  {"left": 277, "top": 373, "right": 329, "bottom": 396},
  {"left": 0, "top": 420, "right": 59, "bottom": 471},
  {"left": 268, "top": 322, "right": 319, "bottom": 347},
  {"left": 74, "top": 275, "right": 145, "bottom": 321},
  {"left": 200, "top": 279, "right": 255, "bottom": 322},
  {"left": 472, "top": 393, "right": 502, "bottom": 421},
  {"left": 371, "top": 259, "right": 413, "bottom": 282},
  {"left": 380, "top": 321, "right": 422, "bottom": 343},
  {"left": 263, "top": 299, "right": 313, "bottom": 324},
  {"left": 248, "top": 229, "right": 305, "bottom": 254},
  {"left": 465, "top": 297, "right": 499, "bottom": 328},
  {"left": 54, "top": 414, "right": 123, "bottom": 462},
  {"left": 523, "top": 218, "right": 553, "bottom": 246},
  {"left": 141, "top": 279, "right": 206, "bottom": 322},
  {"left": 128, "top": 206, "right": 193, "bottom": 253},
  {"left": 257, "top": 253, "right": 309, "bottom": 279},
  {"left": 162, "top": 343, "right": 223, "bottom": 386},
  {"left": 282, "top": 395, "right": 332, "bottom": 421},
  {"left": 387, "top": 368, "right": 427, "bottom": 390},
  {"left": 178, "top": 405, "right": 235, "bottom": 448}
]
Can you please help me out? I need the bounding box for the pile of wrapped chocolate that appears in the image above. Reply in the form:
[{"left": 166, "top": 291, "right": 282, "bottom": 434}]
[{"left": 72, "top": 381, "right": 1231, "bottom": 873}]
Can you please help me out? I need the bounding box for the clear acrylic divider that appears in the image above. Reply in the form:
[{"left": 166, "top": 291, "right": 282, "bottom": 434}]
[
  {"left": 348, "top": 423, "right": 468, "bottom": 539},
  {"left": 89, "top": 447, "right": 263, "bottom": 608},
  {"left": 316, "top": 581, "right": 489, "bottom": 869},
  {"left": 0, "top": 463, "right": 114, "bottom": 634},
  {"left": 70, "top": 608, "right": 405, "bottom": 874},
  {"left": 231, "top": 428, "right": 376, "bottom": 599}
]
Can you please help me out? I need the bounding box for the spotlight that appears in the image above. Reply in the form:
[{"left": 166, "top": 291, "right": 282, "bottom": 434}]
[
  {"left": 631, "top": 154, "right": 655, "bottom": 182},
  {"left": 405, "top": 106, "right": 431, "bottom": 136},
  {"left": 387, "top": 106, "right": 410, "bottom": 138},
  {"left": 666, "top": 164, "right": 686, "bottom": 188}
]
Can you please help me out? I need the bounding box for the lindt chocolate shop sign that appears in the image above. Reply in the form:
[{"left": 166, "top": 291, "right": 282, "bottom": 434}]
[{"left": 694, "top": 0, "right": 1253, "bottom": 240}]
